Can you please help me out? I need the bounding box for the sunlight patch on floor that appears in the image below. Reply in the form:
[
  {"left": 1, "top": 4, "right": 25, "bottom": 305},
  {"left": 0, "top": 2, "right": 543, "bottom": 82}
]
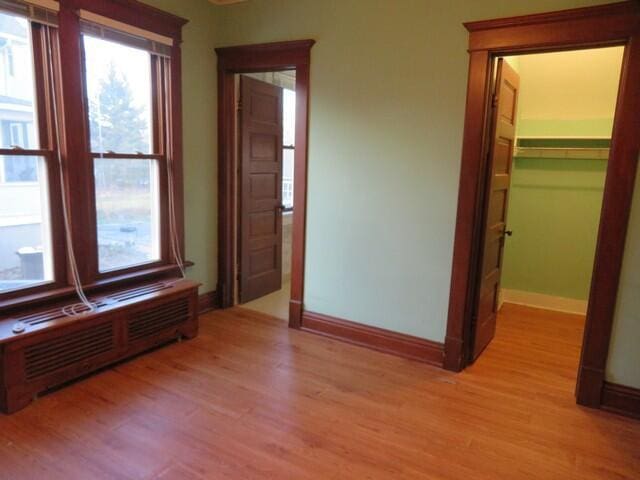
[{"left": 241, "top": 281, "right": 291, "bottom": 320}]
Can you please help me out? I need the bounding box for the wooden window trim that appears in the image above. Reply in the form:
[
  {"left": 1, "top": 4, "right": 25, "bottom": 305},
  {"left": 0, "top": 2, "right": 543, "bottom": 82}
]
[
  {"left": 215, "top": 40, "right": 314, "bottom": 327},
  {"left": 59, "top": 0, "right": 188, "bottom": 284},
  {"left": 444, "top": 1, "right": 640, "bottom": 411},
  {"left": 0, "top": 0, "right": 188, "bottom": 314}
]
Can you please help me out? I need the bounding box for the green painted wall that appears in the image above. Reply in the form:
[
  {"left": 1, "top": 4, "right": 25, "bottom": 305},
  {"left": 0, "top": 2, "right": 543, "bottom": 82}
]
[
  {"left": 139, "top": 0, "right": 638, "bottom": 389},
  {"left": 142, "top": 0, "right": 218, "bottom": 294},
  {"left": 607, "top": 168, "right": 640, "bottom": 388},
  {"left": 501, "top": 157, "right": 606, "bottom": 300},
  {"left": 212, "top": 0, "right": 616, "bottom": 341}
]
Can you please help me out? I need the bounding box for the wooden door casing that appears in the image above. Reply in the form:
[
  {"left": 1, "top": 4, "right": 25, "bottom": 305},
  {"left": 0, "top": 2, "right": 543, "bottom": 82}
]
[
  {"left": 472, "top": 59, "right": 519, "bottom": 360},
  {"left": 238, "top": 75, "right": 284, "bottom": 303}
]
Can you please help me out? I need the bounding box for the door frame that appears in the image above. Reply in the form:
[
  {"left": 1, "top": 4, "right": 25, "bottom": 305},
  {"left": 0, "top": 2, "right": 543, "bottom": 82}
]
[
  {"left": 444, "top": 1, "right": 640, "bottom": 409},
  {"left": 215, "top": 40, "right": 315, "bottom": 327}
]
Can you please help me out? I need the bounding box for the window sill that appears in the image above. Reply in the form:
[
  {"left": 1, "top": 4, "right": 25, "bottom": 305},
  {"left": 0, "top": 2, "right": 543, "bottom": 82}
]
[{"left": 0, "top": 261, "right": 193, "bottom": 315}]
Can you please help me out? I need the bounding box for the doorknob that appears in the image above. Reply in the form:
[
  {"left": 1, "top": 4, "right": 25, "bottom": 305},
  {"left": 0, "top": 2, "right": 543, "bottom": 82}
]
[{"left": 503, "top": 229, "right": 513, "bottom": 237}]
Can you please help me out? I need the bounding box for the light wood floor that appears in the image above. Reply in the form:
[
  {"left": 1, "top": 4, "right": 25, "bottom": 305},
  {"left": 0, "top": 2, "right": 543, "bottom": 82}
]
[{"left": 0, "top": 304, "right": 638, "bottom": 479}]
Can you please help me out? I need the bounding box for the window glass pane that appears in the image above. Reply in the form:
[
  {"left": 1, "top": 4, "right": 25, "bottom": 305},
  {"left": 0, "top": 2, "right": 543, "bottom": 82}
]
[
  {"left": 0, "top": 155, "right": 53, "bottom": 293},
  {"left": 283, "top": 148, "right": 294, "bottom": 209},
  {"left": 4, "top": 154, "right": 37, "bottom": 182},
  {"left": 94, "top": 158, "right": 160, "bottom": 272},
  {"left": 283, "top": 88, "right": 296, "bottom": 146},
  {"left": 83, "top": 35, "right": 152, "bottom": 154},
  {"left": 0, "top": 11, "right": 39, "bottom": 149}
]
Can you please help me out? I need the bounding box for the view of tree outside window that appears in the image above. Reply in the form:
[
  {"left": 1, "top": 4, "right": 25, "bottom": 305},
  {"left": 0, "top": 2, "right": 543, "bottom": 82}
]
[
  {"left": 0, "top": 11, "right": 53, "bottom": 293},
  {"left": 83, "top": 35, "right": 160, "bottom": 272},
  {"left": 283, "top": 88, "right": 295, "bottom": 209}
]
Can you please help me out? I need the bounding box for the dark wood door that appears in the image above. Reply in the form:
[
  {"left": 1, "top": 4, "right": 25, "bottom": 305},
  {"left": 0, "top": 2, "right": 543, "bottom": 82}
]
[
  {"left": 238, "top": 75, "right": 284, "bottom": 303},
  {"left": 471, "top": 59, "right": 520, "bottom": 360}
]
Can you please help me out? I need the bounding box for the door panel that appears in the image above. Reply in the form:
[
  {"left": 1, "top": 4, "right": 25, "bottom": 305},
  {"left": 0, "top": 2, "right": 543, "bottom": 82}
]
[
  {"left": 239, "top": 76, "right": 284, "bottom": 303},
  {"left": 471, "top": 59, "right": 520, "bottom": 360}
]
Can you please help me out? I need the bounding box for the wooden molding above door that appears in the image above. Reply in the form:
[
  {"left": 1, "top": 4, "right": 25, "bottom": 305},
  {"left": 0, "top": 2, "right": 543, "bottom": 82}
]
[
  {"left": 445, "top": 1, "right": 640, "bottom": 413},
  {"left": 215, "top": 40, "right": 315, "bottom": 328}
]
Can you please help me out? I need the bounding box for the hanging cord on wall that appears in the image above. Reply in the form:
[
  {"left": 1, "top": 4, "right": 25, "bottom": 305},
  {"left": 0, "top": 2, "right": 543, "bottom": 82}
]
[
  {"left": 163, "top": 61, "right": 186, "bottom": 279},
  {"left": 46, "top": 28, "right": 96, "bottom": 315}
]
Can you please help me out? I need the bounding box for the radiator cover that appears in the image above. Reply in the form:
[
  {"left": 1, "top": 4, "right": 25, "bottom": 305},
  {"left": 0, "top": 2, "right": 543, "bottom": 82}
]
[{"left": 0, "top": 279, "right": 199, "bottom": 414}]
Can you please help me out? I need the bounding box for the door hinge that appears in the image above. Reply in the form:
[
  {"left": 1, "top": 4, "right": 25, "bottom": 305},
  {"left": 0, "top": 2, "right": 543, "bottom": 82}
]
[
  {"left": 236, "top": 100, "right": 243, "bottom": 112},
  {"left": 491, "top": 94, "right": 498, "bottom": 108}
]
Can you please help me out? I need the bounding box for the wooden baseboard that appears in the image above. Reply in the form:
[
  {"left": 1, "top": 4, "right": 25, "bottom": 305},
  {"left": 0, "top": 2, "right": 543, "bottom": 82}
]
[
  {"left": 500, "top": 289, "right": 587, "bottom": 315},
  {"left": 601, "top": 382, "right": 640, "bottom": 419},
  {"left": 198, "top": 291, "right": 219, "bottom": 314},
  {"left": 301, "top": 311, "right": 444, "bottom": 367}
]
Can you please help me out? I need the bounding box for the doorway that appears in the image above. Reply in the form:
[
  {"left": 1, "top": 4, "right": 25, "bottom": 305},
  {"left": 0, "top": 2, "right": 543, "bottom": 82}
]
[
  {"left": 444, "top": 2, "right": 640, "bottom": 410},
  {"left": 469, "top": 47, "right": 623, "bottom": 374},
  {"left": 234, "top": 71, "right": 296, "bottom": 320},
  {"left": 215, "top": 40, "right": 314, "bottom": 328}
]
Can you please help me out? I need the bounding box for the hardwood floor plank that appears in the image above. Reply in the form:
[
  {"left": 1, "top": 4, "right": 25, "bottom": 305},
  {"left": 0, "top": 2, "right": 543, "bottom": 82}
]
[{"left": 0, "top": 303, "right": 638, "bottom": 479}]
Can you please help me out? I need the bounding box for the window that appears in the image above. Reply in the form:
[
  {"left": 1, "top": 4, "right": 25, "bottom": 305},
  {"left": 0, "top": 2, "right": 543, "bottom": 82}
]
[
  {"left": 82, "top": 35, "right": 160, "bottom": 272},
  {"left": 282, "top": 88, "right": 295, "bottom": 210},
  {"left": 0, "top": 10, "right": 54, "bottom": 294},
  {"left": 93, "top": 157, "right": 160, "bottom": 271},
  {"left": 83, "top": 36, "right": 152, "bottom": 154},
  {"left": 3, "top": 153, "right": 38, "bottom": 182},
  {"left": 0, "top": 0, "right": 185, "bottom": 305},
  {"left": 1, "top": 122, "right": 37, "bottom": 183}
]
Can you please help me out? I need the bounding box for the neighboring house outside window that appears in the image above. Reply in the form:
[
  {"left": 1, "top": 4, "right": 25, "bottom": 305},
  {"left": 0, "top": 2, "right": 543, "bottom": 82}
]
[{"left": 0, "top": 12, "right": 46, "bottom": 292}]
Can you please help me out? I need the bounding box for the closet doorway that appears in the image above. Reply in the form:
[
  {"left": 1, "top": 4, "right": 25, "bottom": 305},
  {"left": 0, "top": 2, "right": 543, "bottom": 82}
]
[
  {"left": 444, "top": 2, "right": 640, "bottom": 410},
  {"left": 471, "top": 48, "right": 624, "bottom": 360}
]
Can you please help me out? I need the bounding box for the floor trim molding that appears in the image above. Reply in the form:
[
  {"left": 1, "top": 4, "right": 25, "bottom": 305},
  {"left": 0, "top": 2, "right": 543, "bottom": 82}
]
[
  {"left": 301, "top": 311, "right": 444, "bottom": 367},
  {"left": 198, "top": 290, "right": 219, "bottom": 314},
  {"left": 500, "top": 289, "right": 587, "bottom": 315},
  {"left": 601, "top": 382, "right": 640, "bottom": 420}
]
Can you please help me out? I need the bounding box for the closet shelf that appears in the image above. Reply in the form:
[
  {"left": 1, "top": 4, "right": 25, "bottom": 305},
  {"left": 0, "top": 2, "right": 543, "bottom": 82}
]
[
  {"left": 514, "top": 137, "right": 610, "bottom": 160},
  {"left": 514, "top": 146, "right": 610, "bottom": 160}
]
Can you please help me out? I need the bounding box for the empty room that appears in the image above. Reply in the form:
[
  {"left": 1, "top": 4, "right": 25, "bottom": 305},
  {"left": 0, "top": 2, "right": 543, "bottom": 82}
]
[{"left": 0, "top": 1, "right": 638, "bottom": 479}]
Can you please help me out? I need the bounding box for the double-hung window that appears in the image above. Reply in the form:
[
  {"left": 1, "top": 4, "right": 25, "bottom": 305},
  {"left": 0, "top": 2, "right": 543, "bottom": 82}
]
[
  {"left": 77, "top": 12, "right": 181, "bottom": 279},
  {"left": 0, "top": 4, "right": 63, "bottom": 296},
  {"left": 0, "top": 0, "right": 186, "bottom": 307},
  {"left": 81, "top": 31, "right": 163, "bottom": 273}
]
